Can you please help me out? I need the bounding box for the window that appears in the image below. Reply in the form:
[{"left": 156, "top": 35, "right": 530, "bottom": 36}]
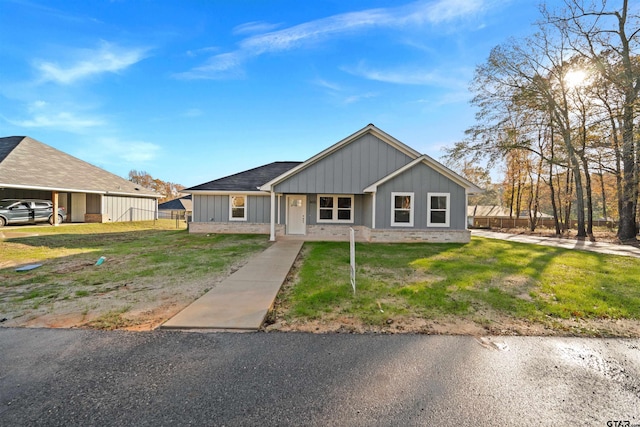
[
  {"left": 391, "top": 192, "right": 414, "bottom": 227},
  {"left": 427, "top": 193, "right": 450, "bottom": 227},
  {"left": 229, "top": 195, "right": 247, "bottom": 221},
  {"left": 317, "top": 195, "right": 353, "bottom": 223}
]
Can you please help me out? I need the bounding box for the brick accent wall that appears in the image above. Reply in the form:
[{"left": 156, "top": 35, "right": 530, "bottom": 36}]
[
  {"left": 188, "top": 221, "right": 470, "bottom": 243},
  {"left": 189, "top": 222, "right": 284, "bottom": 235},
  {"left": 84, "top": 213, "right": 109, "bottom": 223},
  {"left": 368, "top": 229, "right": 470, "bottom": 243}
]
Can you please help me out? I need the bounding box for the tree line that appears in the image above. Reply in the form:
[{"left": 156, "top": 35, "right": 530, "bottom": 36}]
[
  {"left": 446, "top": 0, "right": 640, "bottom": 241},
  {"left": 128, "top": 170, "right": 185, "bottom": 203}
]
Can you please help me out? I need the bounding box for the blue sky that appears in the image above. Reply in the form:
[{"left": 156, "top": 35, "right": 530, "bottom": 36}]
[{"left": 1, "top": 0, "right": 555, "bottom": 188}]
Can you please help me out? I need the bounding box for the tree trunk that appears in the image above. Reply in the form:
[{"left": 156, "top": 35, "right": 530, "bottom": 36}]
[{"left": 618, "top": 103, "right": 638, "bottom": 240}]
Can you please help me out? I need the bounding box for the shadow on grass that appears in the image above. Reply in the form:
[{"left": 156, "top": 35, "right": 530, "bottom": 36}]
[{"left": 283, "top": 237, "right": 640, "bottom": 324}]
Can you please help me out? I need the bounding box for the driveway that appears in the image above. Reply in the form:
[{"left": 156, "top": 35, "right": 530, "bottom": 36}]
[
  {"left": 472, "top": 229, "right": 640, "bottom": 258},
  {"left": 1, "top": 328, "right": 638, "bottom": 426}
]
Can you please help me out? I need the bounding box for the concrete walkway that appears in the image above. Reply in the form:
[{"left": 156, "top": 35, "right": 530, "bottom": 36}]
[
  {"left": 471, "top": 229, "right": 640, "bottom": 258},
  {"left": 162, "top": 240, "right": 303, "bottom": 331}
]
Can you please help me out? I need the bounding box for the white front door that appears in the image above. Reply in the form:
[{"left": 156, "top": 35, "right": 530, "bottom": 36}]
[{"left": 286, "top": 195, "right": 306, "bottom": 235}]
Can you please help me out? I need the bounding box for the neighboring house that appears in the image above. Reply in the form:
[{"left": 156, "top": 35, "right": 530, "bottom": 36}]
[
  {"left": 0, "top": 136, "right": 160, "bottom": 223},
  {"left": 158, "top": 195, "right": 192, "bottom": 219},
  {"left": 187, "top": 124, "right": 482, "bottom": 242},
  {"left": 468, "top": 205, "right": 553, "bottom": 228}
]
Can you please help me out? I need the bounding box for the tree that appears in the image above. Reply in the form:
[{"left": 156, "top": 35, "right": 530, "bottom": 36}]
[
  {"left": 128, "top": 170, "right": 186, "bottom": 203},
  {"left": 546, "top": 0, "right": 640, "bottom": 239}
]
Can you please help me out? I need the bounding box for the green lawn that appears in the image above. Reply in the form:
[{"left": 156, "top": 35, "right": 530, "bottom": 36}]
[
  {"left": 276, "top": 237, "right": 640, "bottom": 331},
  {"left": 0, "top": 221, "right": 270, "bottom": 327}
]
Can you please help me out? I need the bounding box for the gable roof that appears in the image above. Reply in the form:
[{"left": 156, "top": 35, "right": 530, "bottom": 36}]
[
  {"left": 186, "top": 161, "right": 302, "bottom": 193},
  {"left": 159, "top": 195, "right": 192, "bottom": 211},
  {"left": 0, "top": 136, "right": 158, "bottom": 197},
  {"left": 260, "top": 124, "right": 422, "bottom": 192},
  {"left": 364, "top": 155, "right": 483, "bottom": 194}
]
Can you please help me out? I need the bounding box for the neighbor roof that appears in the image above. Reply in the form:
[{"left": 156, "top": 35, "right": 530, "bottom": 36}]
[
  {"left": 186, "top": 161, "right": 302, "bottom": 192},
  {"left": 0, "top": 136, "right": 158, "bottom": 197},
  {"left": 158, "top": 195, "right": 192, "bottom": 211},
  {"left": 467, "top": 205, "right": 553, "bottom": 218}
]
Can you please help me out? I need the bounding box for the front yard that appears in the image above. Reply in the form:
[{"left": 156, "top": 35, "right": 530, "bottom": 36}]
[
  {"left": 268, "top": 239, "right": 640, "bottom": 337},
  {"left": 0, "top": 221, "right": 269, "bottom": 330},
  {"left": 1, "top": 222, "right": 639, "bottom": 336}
]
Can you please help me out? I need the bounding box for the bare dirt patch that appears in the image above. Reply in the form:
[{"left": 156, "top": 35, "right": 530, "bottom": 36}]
[
  {"left": 1, "top": 259, "right": 248, "bottom": 331},
  {"left": 265, "top": 312, "right": 640, "bottom": 338}
]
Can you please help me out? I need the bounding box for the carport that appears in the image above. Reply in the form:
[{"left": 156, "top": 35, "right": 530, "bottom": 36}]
[{"left": 0, "top": 136, "right": 160, "bottom": 224}]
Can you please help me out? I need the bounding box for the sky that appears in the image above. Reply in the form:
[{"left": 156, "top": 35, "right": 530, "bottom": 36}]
[{"left": 0, "top": 0, "right": 561, "bottom": 188}]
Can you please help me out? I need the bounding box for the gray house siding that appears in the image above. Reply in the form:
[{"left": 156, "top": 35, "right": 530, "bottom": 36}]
[
  {"left": 376, "top": 163, "right": 467, "bottom": 230},
  {"left": 362, "top": 193, "right": 373, "bottom": 228},
  {"left": 273, "top": 134, "right": 413, "bottom": 194},
  {"left": 104, "top": 195, "right": 156, "bottom": 222},
  {"left": 193, "top": 194, "right": 270, "bottom": 223}
]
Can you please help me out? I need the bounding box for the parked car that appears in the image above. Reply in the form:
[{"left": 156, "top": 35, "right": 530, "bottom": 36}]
[{"left": 0, "top": 199, "right": 65, "bottom": 227}]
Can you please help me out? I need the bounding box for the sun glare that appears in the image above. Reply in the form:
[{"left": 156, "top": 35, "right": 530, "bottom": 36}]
[{"left": 564, "top": 69, "right": 587, "bottom": 88}]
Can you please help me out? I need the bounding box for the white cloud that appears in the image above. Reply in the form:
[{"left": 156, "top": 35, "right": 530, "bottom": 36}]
[
  {"left": 176, "top": 52, "right": 246, "bottom": 79},
  {"left": 311, "top": 78, "right": 343, "bottom": 92},
  {"left": 344, "top": 92, "right": 378, "bottom": 104},
  {"left": 343, "top": 61, "right": 470, "bottom": 87},
  {"left": 97, "top": 137, "right": 161, "bottom": 163},
  {"left": 233, "top": 21, "right": 282, "bottom": 35},
  {"left": 178, "top": 0, "right": 490, "bottom": 79},
  {"left": 182, "top": 108, "right": 204, "bottom": 117},
  {"left": 5, "top": 110, "right": 104, "bottom": 132},
  {"left": 35, "top": 41, "right": 148, "bottom": 85},
  {"left": 2, "top": 99, "right": 105, "bottom": 132}
]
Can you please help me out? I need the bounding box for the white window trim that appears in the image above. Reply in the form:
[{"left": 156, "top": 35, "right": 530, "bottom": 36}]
[
  {"left": 427, "top": 192, "right": 450, "bottom": 227},
  {"left": 391, "top": 192, "right": 414, "bottom": 227},
  {"left": 317, "top": 194, "right": 354, "bottom": 224},
  {"left": 229, "top": 194, "right": 247, "bottom": 221}
]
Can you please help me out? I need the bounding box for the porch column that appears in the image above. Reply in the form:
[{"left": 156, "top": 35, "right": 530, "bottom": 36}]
[
  {"left": 465, "top": 191, "right": 469, "bottom": 230},
  {"left": 269, "top": 191, "right": 276, "bottom": 241},
  {"left": 371, "top": 192, "right": 376, "bottom": 229},
  {"left": 52, "top": 191, "right": 59, "bottom": 226}
]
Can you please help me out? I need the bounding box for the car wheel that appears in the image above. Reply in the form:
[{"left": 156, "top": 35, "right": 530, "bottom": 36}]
[
  {"left": 0, "top": 217, "right": 5, "bottom": 227},
  {"left": 58, "top": 214, "right": 64, "bottom": 224}
]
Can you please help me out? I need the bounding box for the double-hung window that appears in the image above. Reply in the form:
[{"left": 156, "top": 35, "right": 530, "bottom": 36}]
[
  {"left": 317, "top": 195, "right": 353, "bottom": 223},
  {"left": 229, "top": 195, "right": 247, "bottom": 221},
  {"left": 427, "top": 193, "right": 450, "bottom": 227},
  {"left": 391, "top": 192, "right": 414, "bottom": 227}
]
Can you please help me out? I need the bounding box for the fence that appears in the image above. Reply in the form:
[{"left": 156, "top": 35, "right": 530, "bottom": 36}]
[{"left": 472, "top": 217, "right": 617, "bottom": 230}]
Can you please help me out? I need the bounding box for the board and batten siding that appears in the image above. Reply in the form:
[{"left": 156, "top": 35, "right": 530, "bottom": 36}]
[
  {"left": 273, "top": 134, "right": 413, "bottom": 194},
  {"left": 376, "top": 162, "right": 467, "bottom": 230},
  {"left": 193, "top": 194, "right": 270, "bottom": 223},
  {"left": 103, "top": 195, "right": 156, "bottom": 222}
]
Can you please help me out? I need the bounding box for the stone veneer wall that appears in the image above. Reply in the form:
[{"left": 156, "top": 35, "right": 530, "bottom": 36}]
[{"left": 188, "top": 221, "right": 470, "bottom": 243}]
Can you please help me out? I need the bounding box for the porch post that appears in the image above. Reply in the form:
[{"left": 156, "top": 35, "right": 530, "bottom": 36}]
[
  {"left": 465, "top": 191, "right": 468, "bottom": 230},
  {"left": 371, "top": 192, "right": 376, "bottom": 229},
  {"left": 52, "top": 191, "right": 59, "bottom": 226},
  {"left": 269, "top": 191, "right": 276, "bottom": 241}
]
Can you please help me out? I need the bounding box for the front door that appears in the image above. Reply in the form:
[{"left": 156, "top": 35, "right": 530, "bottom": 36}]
[{"left": 286, "top": 195, "right": 306, "bottom": 235}]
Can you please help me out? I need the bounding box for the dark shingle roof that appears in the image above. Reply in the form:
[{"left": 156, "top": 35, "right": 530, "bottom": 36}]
[
  {"left": 158, "top": 195, "right": 192, "bottom": 211},
  {"left": 0, "top": 136, "right": 158, "bottom": 197},
  {"left": 186, "top": 161, "right": 302, "bottom": 192}
]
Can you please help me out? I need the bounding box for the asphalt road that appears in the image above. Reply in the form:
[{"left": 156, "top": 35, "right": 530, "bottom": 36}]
[{"left": 1, "top": 329, "right": 639, "bottom": 426}]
